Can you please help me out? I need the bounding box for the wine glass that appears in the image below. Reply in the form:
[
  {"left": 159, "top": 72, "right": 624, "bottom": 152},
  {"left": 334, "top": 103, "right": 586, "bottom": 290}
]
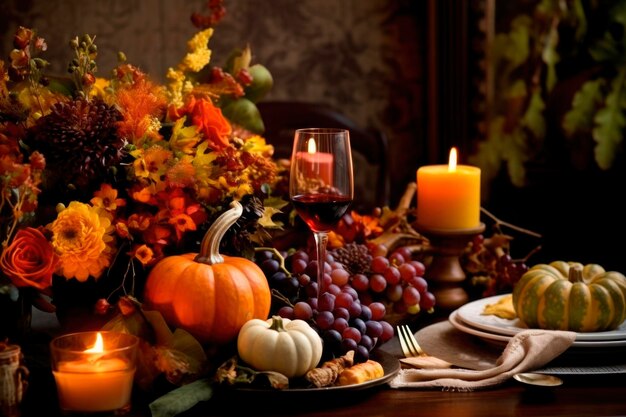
[{"left": 290, "top": 128, "right": 354, "bottom": 301}]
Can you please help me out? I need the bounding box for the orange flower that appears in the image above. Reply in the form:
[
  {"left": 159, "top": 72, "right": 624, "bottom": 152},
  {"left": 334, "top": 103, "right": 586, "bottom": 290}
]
[
  {"left": 0, "top": 227, "right": 58, "bottom": 290},
  {"left": 142, "top": 224, "right": 172, "bottom": 247},
  {"left": 132, "top": 244, "right": 154, "bottom": 266},
  {"left": 91, "top": 184, "right": 126, "bottom": 212},
  {"left": 182, "top": 96, "right": 231, "bottom": 151},
  {"left": 169, "top": 213, "right": 197, "bottom": 240},
  {"left": 127, "top": 213, "right": 152, "bottom": 231},
  {"left": 115, "top": 222, "right": 131, "bottom": 239},
  {"left": 166, "top": 159, "right": 196, "bottom": 188},
  {"left": 130, "top": 185, "right": 155, "bottom": 204},
  {"left": 116, "top": 78, "right": 167, "bottom": 146},
  {"left": 334, "top": 211, "right": 384, "bottom": 246}
]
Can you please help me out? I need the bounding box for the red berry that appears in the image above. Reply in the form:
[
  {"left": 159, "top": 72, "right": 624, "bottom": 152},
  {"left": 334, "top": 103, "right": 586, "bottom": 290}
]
[{"left": 94, "top": 298, "right": 110, "bottom": 315}]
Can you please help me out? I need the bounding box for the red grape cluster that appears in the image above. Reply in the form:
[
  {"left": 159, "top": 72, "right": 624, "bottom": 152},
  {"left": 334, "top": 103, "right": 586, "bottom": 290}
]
[
  {"left": 495, "top": 254, "right": 529, "bottom": 289},
  {"left": 462, "top": 233, "right": 531, "bottom": 296},
  {"left": 356, "top": 244, "right": 436, "bottom": 316},
  {"left": 286, "top": 250, "right": 396, "bottom": 362}
]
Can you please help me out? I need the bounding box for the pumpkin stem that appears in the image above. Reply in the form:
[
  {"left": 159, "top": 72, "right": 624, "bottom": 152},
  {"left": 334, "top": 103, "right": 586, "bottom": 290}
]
[
  {"left": 269, "top": 315, "right": 287, "bottom": 332},
  {"left": 195, "top": 200, "right": 243, "bottom": 265},
  {"left": 569, "top": 264, "right": 584, "bottom": 283}
]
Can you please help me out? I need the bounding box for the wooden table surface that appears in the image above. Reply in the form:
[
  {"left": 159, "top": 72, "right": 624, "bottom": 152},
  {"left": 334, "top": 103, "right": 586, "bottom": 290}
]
[{"left": 17, "top": 320, "right": 626, "bottom": 417}]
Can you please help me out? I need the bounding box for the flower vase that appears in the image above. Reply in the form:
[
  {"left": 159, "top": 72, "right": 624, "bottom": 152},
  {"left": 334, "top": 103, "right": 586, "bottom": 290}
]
[{"left": 0, "top": 289, "right": 32, "bottom": 344}]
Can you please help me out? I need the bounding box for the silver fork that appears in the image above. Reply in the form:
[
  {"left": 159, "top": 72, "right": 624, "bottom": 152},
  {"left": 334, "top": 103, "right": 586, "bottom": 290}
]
[{"left": 397, "top": 324, "right": 425, "bottom": 357}]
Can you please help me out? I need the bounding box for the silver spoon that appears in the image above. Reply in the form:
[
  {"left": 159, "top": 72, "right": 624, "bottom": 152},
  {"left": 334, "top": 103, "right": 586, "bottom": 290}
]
[{"left": 513, "top": 372, "right": 563, "bottom": 387}]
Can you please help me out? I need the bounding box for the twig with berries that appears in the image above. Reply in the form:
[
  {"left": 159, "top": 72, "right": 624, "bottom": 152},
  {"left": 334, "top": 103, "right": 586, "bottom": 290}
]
[{"left": 463, "top": 207, "right": 542, "bottom": 297}]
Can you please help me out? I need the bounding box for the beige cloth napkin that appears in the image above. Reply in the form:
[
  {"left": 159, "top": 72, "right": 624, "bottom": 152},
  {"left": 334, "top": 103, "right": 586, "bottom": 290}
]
[{"left": 389, "top": 329, "right": 576, "bottom": 391}]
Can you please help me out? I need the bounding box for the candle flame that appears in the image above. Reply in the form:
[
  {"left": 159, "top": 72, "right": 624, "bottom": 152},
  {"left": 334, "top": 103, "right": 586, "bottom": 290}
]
[
  {"left": 84, "top": 332, "right": 104, "bottom": 353},
  {"left": 307, "top": 138, "right": 317, "bottom": 154},
  {"left": 448, "top": 147, "right": 457, "bottom": 172}
]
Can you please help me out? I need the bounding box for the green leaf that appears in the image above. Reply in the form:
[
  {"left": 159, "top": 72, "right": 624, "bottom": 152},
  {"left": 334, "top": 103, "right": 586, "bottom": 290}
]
[
  {"left": 592, "top": 70, "right": 626, "bottom": 169},
  {"left": 542, "top": 25, "right": 560, "bottom": 92},
  {"left": 521, "top": 89, "right": 546, "bottom": 140},
  {"left": 589, "top": 1, "right": 626, "bottom": 63},
  {"left": 149, "top": 378, "right": 214, "bottom": 417},
  {"left": 571, "top": 0, "right": 587, "bottom": 41},
  {"left": 142, "top": 309, "right": 175, "bottom": 345},
  {"left": 504, "top": 129, "right": 530, "bottom": 188},
  {"left": 468, "top": 117, "right": 511, "bottom": 194},
  {"left": 501, "top": 16, "right": 531, "bottom": 68},
  {"left": 168, "top": 329, "right": 206, "bottom": 364},
  {"left": 562, "top": 78, "right": 605, "bottom": 136},
  {"left": 46, "top": 76, "right": 75, "bottom": 96}
]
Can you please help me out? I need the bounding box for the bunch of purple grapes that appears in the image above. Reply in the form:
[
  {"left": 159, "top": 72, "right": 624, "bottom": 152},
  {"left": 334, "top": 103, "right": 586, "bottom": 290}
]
[
  {"left": 254, "top": 243, "right": 438, "bottom": 361},
  {"left": 255, "top": 249, "right": 395, "bottom": 362},
  {"left": 255, "top": 249, "right": 301, "bottom": 302}
]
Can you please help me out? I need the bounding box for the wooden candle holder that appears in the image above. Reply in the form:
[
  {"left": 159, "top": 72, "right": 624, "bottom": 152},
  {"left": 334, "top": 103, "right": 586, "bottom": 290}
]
[{"left": 416, "top": 223, "right": 485, "bottom": 313}]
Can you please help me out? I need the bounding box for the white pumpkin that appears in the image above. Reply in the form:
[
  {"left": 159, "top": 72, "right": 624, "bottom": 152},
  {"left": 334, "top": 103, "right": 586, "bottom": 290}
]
[{"left": 237, "top": 315, "right": 323, "bottom": 378}]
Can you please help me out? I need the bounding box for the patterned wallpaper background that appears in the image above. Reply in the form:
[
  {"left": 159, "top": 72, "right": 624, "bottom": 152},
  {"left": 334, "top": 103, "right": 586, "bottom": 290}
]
[{"left": 0, "top": 0, "right": 426, "bottom": 207}]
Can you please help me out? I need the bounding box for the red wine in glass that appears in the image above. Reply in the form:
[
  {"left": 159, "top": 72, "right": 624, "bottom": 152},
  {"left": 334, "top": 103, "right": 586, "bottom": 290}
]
[
  {"left": 291, "top": 193, "right": 352, "bottom": 232},
  {"left": 289, "top": 128, "right": 353, "bottom": 302}
]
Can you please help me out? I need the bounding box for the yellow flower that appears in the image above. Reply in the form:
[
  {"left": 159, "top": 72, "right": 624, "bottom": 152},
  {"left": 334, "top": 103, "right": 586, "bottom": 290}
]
[
  {"left": 241, "top": 135, "right": 275, "bottom": 157},
  {"left": 16, "top": 84, "right": 66, "bottom": 124},
  {"left": 180, "top": 28, "right": 213, "bottom": 72},
  {"left": 49, "top": 201, "right": 116, "bottom": 282},
  {"left": 166, "top": 68, "right": 186, "bottom": 108},
  {"left": 89, "top": 77, "right": 112, "bottom": 102},
  {"left": 169, "top": 117, "right": 201, "bottom": 154},
  {"left": 131, "top": 146, "right": 172, "bottom": 182}
]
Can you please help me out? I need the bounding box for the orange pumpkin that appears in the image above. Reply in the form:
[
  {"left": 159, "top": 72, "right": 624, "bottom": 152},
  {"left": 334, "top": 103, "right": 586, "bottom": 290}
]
[{"left": 143, "top": 201, "right": 271, "bottom": 345}]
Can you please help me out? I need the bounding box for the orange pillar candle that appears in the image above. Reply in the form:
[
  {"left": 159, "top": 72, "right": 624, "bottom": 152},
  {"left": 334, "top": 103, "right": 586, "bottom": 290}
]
[
  {"left": 416, "top": 148, "right": 481, "bottom": 230},
  {"left": 295, "top": 138, "right": 333, "bottom": 186}
]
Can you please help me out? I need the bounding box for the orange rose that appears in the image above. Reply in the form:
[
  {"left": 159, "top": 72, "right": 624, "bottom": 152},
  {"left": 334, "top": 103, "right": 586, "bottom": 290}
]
[
  {"left": 185, "top": 96, "right": 232, "bottom": 151},
  {"left": 0, "top": 227, "right": 58, "bottom": 290}
]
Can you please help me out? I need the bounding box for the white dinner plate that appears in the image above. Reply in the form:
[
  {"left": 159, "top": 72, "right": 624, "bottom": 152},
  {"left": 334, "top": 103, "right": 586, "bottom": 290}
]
[
  {"left": 449, "top": 310, "right": 509, "bottom": 344},
  {"left": 456, "top": 294, "right": 626, "bottom": 341},
  {"left": 449, "top": 309, "right": 626, "bottom": 348}
]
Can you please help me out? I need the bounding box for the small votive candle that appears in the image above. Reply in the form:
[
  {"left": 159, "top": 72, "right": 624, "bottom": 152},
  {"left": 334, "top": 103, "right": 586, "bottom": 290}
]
[
  {"left": 50, "top": 331, "right": 138, "bottom": 415},
  {"left": 416, "top": 147, "right": 481, "bottom": 230}
]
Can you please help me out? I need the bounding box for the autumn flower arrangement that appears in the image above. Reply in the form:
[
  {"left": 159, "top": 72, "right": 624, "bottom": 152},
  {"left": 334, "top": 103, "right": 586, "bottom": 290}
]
[{"left": 0, "top": 2, "right": 281, "bottom": 326}]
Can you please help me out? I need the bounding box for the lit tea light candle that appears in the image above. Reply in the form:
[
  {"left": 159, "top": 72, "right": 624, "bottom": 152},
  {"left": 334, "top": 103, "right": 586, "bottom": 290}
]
[
  {"left": 416, "top": 147, "right": 481, "bottom": 230},
  {"left": 51, "top": 331, "right": 138, "bottom": 414},
  {"left": 295, "top": 137, "right": 333, "bottom": 185}
]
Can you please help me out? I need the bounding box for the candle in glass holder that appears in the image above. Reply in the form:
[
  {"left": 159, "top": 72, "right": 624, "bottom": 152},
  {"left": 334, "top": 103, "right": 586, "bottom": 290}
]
[
  {"left": 416, "top": 148, "right": 481, "bottom": 230},
  {"left": 50, "top": 331, "right": 138, "bottom": 415},
  {"left": 295, "top": 137, "right": 333, "bottom": 186}
]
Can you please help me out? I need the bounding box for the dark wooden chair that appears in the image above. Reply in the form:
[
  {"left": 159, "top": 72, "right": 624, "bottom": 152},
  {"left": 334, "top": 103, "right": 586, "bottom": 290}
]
[{"left": 257, "top": 101, "right": 390, "bottom": 212}]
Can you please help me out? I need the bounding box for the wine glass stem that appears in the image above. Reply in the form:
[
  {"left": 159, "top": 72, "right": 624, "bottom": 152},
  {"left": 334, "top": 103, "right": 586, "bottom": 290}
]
[{"left": 313, "top": 231, "right": 328, "bottom": 300}]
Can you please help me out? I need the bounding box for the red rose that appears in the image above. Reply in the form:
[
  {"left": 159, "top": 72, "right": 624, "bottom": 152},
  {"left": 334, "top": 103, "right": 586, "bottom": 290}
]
[{"left": 0, "top": 227, "right": 58, "bottom": 290}]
